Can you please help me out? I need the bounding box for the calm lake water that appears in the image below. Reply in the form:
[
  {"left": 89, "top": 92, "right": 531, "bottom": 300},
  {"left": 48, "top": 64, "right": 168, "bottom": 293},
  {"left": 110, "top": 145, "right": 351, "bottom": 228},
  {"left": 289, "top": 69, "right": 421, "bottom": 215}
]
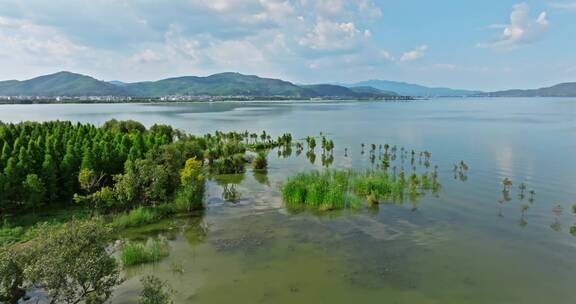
[{"left": 2, "top": 98, "right": 576, "bottom": 303}]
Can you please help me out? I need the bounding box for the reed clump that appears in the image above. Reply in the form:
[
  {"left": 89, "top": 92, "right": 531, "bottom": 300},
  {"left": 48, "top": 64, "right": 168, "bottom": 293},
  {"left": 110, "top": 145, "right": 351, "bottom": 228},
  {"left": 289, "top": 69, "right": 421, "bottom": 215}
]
[
  {"left": 112, "top": 207, "right": 158, "bottom": 230},
  {"left": 282, "top": 170, "right": 350, "bottom": 211},
  {"left": 121, "top": 239, "right": 169, "bottom": 267}
]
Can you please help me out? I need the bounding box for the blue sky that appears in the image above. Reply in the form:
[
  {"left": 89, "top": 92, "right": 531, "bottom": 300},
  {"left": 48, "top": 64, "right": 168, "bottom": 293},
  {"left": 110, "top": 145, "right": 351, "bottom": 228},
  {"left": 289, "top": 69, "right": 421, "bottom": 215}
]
[{"left": 0, "top": 0, "right": 575, "bottom": 90}]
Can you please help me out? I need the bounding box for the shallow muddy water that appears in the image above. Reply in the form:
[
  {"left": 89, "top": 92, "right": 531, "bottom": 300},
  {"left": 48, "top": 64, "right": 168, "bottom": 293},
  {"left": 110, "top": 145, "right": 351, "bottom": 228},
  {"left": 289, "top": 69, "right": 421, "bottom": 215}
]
[{"left": 2, "top": 98, "right": 576, "bottom": 303}]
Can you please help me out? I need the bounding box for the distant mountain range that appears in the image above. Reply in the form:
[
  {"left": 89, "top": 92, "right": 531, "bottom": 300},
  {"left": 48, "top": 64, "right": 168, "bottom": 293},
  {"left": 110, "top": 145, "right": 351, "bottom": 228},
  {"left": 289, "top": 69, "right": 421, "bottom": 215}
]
[
  {"left": 342, "top": 80, "right": 481, "bottom": 97},
  {"left": 0, "top": 71, "right": 397, "bottom": 99},
  {"left": 486, "top": 82, "right": 576, "bottom": 97},
  {"left": 0, "top": 71, "right": 574, "bottom": 98}
]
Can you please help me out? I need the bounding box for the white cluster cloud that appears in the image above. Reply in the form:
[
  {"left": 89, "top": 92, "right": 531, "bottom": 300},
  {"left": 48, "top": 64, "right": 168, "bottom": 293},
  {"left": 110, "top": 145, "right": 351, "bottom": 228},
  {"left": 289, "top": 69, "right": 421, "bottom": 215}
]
[
  {"left": 299, "top": 19, "right": 371, "bottom": 52},
  {"left": 0, "top": 16, "right": 87, "bottom": 60},
  {"left": 132, "top": 49, "right": 163, "bottom": 63},
  {"left": 478, "top": 2, "right": 549, "bottom": 51},
  {"left": 400, "top": 45, "right": 428, "bottom": 62},
  {"left": 0, "top": 16, "right": 92, "bottom": 78}
]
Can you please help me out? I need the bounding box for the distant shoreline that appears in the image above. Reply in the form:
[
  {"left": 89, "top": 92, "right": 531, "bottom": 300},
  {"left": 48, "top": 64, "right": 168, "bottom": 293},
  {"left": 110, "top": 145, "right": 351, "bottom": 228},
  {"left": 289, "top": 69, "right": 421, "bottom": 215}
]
[
  {"left": 0, "top": 96, "right": 416, "bottom": 105},
  {"left": 2, "top": 95, "right": 576, "bottom": 105}
]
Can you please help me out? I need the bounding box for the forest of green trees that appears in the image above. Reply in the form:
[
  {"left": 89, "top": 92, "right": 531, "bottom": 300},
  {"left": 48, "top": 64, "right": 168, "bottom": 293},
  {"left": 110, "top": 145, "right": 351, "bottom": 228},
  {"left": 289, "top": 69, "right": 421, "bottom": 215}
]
[{"left": 0, "top": 120, "right": 290, "bottom": 217}]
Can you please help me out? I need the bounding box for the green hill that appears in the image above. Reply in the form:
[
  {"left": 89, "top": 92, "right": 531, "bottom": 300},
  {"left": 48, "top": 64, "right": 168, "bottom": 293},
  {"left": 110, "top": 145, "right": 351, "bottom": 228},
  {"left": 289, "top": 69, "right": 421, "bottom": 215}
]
[
  {"left": 0, "top": 71, "right": 126, "bottom": 96},
  {"left": 125, "top": 72, "right": 312, "bottom": 97}
]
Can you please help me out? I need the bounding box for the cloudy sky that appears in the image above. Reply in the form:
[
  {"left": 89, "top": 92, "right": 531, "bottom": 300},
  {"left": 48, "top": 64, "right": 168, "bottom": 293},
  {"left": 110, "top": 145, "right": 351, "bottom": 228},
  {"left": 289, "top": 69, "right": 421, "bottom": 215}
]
[{"left": 0, "top": 0, "right": 575, "bottom": 90}]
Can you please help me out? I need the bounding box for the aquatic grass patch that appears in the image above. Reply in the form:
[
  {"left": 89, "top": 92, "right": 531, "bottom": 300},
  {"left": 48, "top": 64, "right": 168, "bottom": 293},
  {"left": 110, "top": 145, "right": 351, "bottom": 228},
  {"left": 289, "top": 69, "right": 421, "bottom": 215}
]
[
  {"left": 282, "top": 169, "right": 440, "bottom": 211},
  {"left": 282, "top": 170, "right": 353, "bottom": 211},
  {"left": 352, "top": 170, "right": 406, "bottom": 203},
  {"left": 111, "top": 207, "right": 159, "bottom": 230},
  {"left": 120, "top": 239, "right": 169, "bottom": 267}
]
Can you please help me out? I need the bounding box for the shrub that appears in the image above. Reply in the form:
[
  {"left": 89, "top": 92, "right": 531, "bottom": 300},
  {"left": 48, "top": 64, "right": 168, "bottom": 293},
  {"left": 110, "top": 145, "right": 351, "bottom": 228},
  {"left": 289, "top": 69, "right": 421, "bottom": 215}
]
[
  {"left": 174, "top": 185, "right": 204, "bottom": 212},
  {"left": 252, "top": 152, "right": 268, "bottom": 170},
  {"left": 24, "top": 219, "right": 121, "bottom": 304},
  {"left": 175, "top": 158, "right": 206, "bottom": 212},
  {"left": 0, "top": 245, "right": 29, "bottom": 304},
  {"left": 212, "top": 154, "right": 247, "bottom": 174},
  {"left": 139, "top": 275, "right": 173, "bottom": 304}
]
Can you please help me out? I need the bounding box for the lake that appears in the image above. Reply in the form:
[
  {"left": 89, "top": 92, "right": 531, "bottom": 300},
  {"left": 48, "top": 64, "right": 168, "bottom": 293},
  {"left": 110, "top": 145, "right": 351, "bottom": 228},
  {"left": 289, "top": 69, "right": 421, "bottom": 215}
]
[{"left": 2, "top": 98, "right": 576, "bottom": 303}]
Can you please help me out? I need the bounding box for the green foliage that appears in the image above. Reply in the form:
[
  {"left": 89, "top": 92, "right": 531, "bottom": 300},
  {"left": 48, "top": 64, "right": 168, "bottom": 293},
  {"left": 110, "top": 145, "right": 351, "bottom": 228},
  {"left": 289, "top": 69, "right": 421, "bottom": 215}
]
[
  {"left": 114, "top": 159, "right": 171, "bottom": 208},
  {"left": 212, "top": 154, "right": 247, "bottom": 174},
  {"left": 0, "top": 227, "right": 25, "bottom": 245},
  {"left": 24, "top": 219, "right": 121, "bottom": 304},
  {"left": 179, "top": 158, "right": 203, "bottom": 186},
  {"left": 174, "top": 185, "right": 205, "bottom": 212},
  {"left": 102, "top": 119, "right": 147, "bottom": 134},
  {"left": 139, "top": 275, "right": 173, "bottom": 304},
  {"left": 78, "top": 169, "right": 104, "bottom": 194},
  {"left": 121, "top": 239, "right": 169, "bottom": 267},
  {"left": 74, "top": 186, "right": 116, "bottom": 214}
]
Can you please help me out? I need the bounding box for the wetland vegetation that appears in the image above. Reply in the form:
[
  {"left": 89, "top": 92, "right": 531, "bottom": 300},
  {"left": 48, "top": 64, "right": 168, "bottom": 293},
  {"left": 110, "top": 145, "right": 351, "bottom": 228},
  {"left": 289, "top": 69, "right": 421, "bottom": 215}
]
[{"left": 1, "top": 99, "right": 575, "bottom": 304}]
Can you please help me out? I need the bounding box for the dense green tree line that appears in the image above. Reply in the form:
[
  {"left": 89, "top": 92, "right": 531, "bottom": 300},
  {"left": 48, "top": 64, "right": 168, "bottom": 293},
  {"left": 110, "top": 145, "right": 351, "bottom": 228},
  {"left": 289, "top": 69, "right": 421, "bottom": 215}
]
[{"left": 0, "top": 120, "right": 178, "bottom": 214}]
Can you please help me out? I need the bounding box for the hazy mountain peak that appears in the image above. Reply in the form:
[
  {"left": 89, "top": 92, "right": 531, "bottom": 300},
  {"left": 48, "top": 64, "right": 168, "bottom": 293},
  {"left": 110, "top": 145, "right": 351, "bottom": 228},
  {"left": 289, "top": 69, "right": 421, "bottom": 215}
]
[{"left": 343, "top": 79, "right": 481, "bottom": 97}]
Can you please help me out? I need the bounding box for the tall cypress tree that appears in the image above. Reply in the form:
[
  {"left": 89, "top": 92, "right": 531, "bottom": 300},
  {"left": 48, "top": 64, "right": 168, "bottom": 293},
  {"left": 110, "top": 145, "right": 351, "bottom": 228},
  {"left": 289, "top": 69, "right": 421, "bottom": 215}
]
[
  {"left": 42, "top": 153, "right": 58, "bottom": 203},
  {"left": 3, "top": 157, "right": 19, "bottom": 207},
  {"left": 0, "top": 140, "right": 10, "bottom": 169}
]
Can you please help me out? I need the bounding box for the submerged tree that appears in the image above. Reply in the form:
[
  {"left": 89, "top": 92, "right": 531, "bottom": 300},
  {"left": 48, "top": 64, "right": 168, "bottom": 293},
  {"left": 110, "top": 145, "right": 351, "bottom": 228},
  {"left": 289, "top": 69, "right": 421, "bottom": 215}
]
[
  {"left": 502, "top": 178, "right": 513, "bottom": 192},
  {"left": 176, "top": 158, "right": 205, "bottom": 212},
  {"left": 528, "top": 190, "right": 536, "bottom": 203}
]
